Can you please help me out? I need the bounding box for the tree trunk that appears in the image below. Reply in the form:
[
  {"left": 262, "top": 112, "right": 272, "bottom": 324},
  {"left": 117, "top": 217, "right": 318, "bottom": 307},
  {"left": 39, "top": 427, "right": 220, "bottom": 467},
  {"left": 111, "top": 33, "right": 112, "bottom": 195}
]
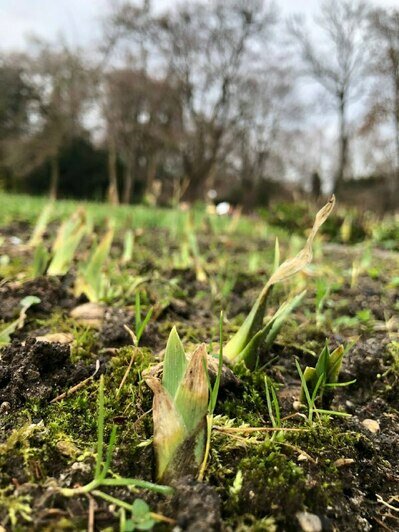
[
  {"left": 107, "top": 139, "right": 119, "bottom": 205},
  {"left": 334, "top": 92, "right": 348, "bottom": 195},
  {"left": 182, "top": 158, "right": 216, "bottom": 202},
  {"left": 122, "top": 158, "right": 134, "bottom": 204},
  {"left": 394, "top": 72, "right": 399, "bottom": 199},
  {"left": 182, "top": 173, "right": 207, "bottom": 202},
  {"left": 181, "top": 125, "right": 222, "bottom": 202},
  {"left": 49, "top": 155, "right": 59, "bottom": 200},
  {"left": 146, "top": 152, "right": 158, "bottom": 197}
]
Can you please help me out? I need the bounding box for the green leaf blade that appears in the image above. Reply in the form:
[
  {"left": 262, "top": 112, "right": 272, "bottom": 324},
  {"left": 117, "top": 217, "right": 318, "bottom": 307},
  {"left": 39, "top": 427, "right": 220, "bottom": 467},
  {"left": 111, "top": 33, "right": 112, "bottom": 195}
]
[{"left": 162, "top": 327, "right": 187, "bottom": 399}]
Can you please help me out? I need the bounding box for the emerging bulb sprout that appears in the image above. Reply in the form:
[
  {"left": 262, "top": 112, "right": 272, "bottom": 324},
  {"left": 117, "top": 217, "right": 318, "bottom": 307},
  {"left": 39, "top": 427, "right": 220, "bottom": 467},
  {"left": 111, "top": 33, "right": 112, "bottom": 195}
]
[{"left": 146, "top": 329, "right": 208, "bottom": 482}]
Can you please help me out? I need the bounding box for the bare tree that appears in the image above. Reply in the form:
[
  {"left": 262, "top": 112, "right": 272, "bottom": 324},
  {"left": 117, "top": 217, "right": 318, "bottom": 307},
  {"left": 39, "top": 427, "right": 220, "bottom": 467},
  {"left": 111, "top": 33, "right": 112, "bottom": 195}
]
[
  {"left": 105, "top": 68, "right": 138, "bottom": 205},
  {"left": 0, "top": 56, "right": 34, "bottom": 139},
  {"left": 6, "top": 40, "right": 94, "bottom": 199},
  {"left": 247, "top": 64, "right": 301, "bottom": 176},
  {"left": 290, "top": 0, "right": 370, "bottom": 193},
  {"left": 0, "top": 55, "right": 35, "bottom": 189},
  {"left": 223, "top": 59, "right": 302, "bottom": 201},
  {"left": 164, "top": 0, "right": 276, "bottom": 200},
  {"left": 104, "top": 67, "right": 182, "bottom": 204},
  {"left": 367, "top": 7, "right": 399, "bottom": 196},
  {"left": 109, "top": 0, "right": 276, "bottom": 201}
]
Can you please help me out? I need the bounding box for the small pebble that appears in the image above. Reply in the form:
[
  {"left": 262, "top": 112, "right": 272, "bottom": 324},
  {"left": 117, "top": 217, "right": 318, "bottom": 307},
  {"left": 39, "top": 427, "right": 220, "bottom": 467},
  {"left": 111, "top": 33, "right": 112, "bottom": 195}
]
[
  {"left": 334, "top": 458, "right": 355, "bottom": 468},
  {"left": 293, "top": 400, "right": 301, "bottom": 411},
  {"left": 0, "top": 402, "right": 10, "bottom": 414},
  {"left": 70, "top": 302, "right": 105, "bottom": 329},
  {"left": 297, "top": 453, "right": 309, "bottom": 462},
  {"left": 35, "top": 332, "right": 74, "bottom": 344},
  {"left": 362, "top": 419, "right": 380, "bottom": 433},
  {"left": 296, "top": 511, "right": 322, "bottom": 532}
]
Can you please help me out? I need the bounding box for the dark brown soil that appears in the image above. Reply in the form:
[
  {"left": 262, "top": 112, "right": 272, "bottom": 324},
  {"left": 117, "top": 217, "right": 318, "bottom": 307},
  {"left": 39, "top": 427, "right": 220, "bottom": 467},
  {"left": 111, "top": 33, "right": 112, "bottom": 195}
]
[
  {"left": 0, "top": 276, "right": 74, "bottom": 321},
  {"left": 0, "top": 338, "right": 95, "bottom": 411},
  {"left": 169, "top": 476, "right": 222, "bottom": 532}
]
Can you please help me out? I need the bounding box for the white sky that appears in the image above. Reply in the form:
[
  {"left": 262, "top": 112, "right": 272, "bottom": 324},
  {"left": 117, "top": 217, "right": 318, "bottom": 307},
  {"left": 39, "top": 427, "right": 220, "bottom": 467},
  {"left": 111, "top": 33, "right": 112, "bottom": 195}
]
[{"left": 1, "top": 0, "right": 398, "bottom": 51}]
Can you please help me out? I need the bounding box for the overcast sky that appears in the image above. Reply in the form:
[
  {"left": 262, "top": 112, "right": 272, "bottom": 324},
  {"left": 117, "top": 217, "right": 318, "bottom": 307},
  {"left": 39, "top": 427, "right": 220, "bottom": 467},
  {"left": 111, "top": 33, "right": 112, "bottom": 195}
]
[{"left": 1, "top": 0, "right": 398, "bottom": 51}]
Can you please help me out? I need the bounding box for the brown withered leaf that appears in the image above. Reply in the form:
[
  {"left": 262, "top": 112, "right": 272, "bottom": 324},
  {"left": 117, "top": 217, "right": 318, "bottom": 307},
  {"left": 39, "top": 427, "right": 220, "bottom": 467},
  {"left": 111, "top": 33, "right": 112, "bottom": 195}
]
[
  {"left": 264, "top": 195, "right": 336, "bottom": 293},
  {"left": 174, "top": 344, "right": 209, "bottom": 434}
]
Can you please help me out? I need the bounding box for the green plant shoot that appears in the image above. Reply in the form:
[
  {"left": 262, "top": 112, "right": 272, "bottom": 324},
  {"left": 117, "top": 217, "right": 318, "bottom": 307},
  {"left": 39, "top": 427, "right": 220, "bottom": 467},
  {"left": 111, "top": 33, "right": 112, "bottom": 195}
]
[
  {"left": 295, "top": 357, "right": 352, "bottom": 425},
  {"left": 198, "top": 310, "right": 224, "bottom": 480},
  {"left": 146, "top": 328, "right": 208, "bottom": 482},
  {"left": 124, "top": 292, "right": 154, "bottom": 347},
  {"left": 224, "top": 196, "right": 336, "bottom": 368},
  {"left": 47, "top": 209, "right": 87, "bottom": 276},
  {"left": 0, "top": 296, "right": 41, "bottom": 346},
  {"left": 300, "top": 343, "right": 356, "bottom": 404},
  {"left": 28, "top": 202, "right": 53, "bottom": 248},
  {"left": 32, "top": 243, "right": 50, "bottom": 277},
  {"left": 122, "top": 229, "right": 135, "bottom": 265},
  {"left": 74, "top": 225, "right": 114, "bottom": 302}
]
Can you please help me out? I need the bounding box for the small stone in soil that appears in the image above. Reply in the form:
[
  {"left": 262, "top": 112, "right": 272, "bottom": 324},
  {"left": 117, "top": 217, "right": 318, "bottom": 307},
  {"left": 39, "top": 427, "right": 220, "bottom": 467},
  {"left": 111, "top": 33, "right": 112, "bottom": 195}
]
[
  {"left": 296, "top": 511, "right": 322, "bottom": 532},
  {"left": 361, "top": 418, "right": 380, "bottom": 433}
]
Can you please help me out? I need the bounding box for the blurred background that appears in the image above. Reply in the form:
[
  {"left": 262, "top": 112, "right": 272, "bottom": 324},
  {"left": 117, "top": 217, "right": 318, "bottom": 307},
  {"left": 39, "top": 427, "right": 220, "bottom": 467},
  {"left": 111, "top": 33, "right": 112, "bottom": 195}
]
[{"left": 0, "top": 0, "right": 398, "bottom": 212}]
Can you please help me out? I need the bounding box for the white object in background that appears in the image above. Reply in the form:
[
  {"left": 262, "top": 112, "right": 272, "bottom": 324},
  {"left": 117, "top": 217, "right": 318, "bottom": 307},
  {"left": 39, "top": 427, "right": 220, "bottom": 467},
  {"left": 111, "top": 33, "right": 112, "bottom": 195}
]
[{"left": 216, "top": 202, "right": 230, "bottom": 215}]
